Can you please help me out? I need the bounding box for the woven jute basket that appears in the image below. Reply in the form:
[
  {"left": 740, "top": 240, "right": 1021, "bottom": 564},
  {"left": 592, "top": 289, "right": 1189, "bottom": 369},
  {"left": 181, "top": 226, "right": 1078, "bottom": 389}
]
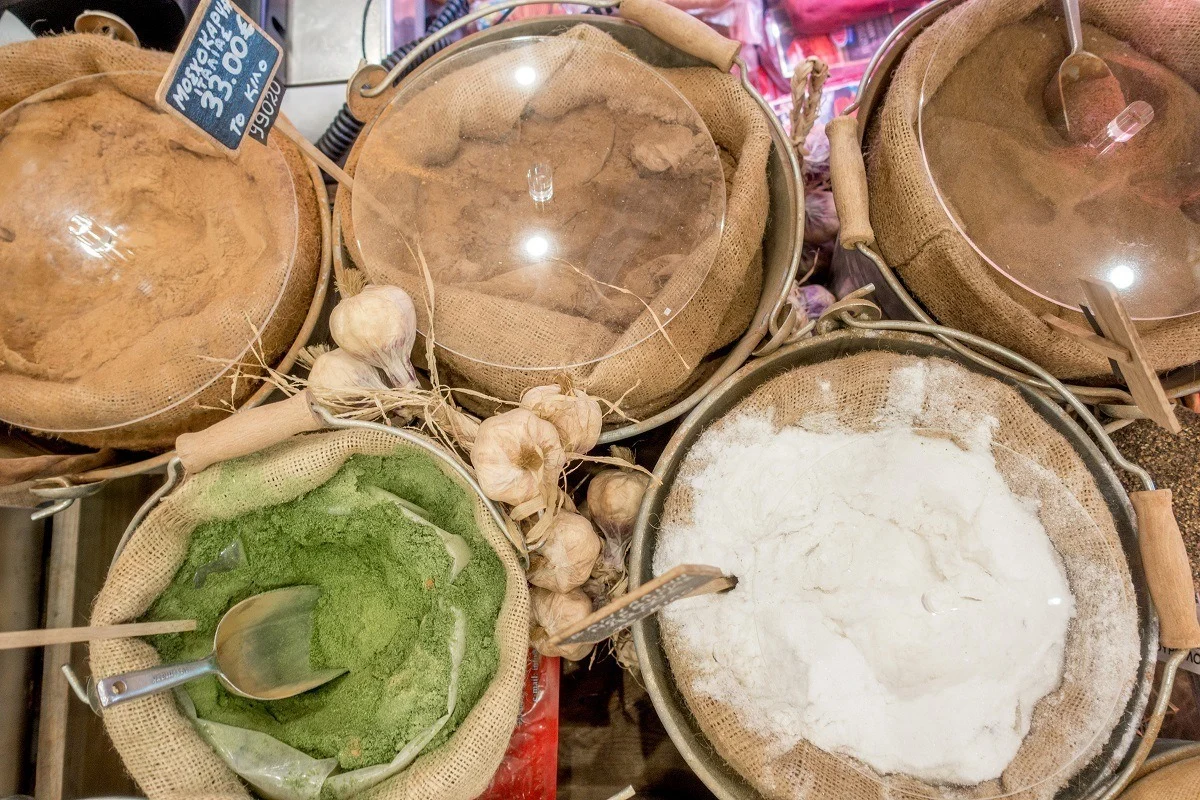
[
  {"left": 863, "top": 0, "right": 1200, "bottom": 381},
  {"left": 90, "top": 428, "right": 530, "bottom": 799},
  {"left": 336, "top": 23, "right": 771, "bottom": 422},
  {"left": 1119, "top": 752, "right": 1200, "bottom": 800},
  {"left": 656, "top": 349, "right": 1142, "bottom": 800},
  {"left": 0, "top": 33, "right": 323, "bottom": 452}
]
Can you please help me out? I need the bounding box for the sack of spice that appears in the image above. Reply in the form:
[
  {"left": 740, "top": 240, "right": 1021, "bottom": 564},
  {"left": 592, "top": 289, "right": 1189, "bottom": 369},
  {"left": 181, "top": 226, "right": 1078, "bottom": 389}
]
[
  {"left": 865, "top": 0, "right": 1200, "bottom": 381},
  {"left": 337, "top": 23, "right": 771, "bottom": 422},
  {"left": 654, "top": 342, "right": 1142, "bottom": 800},
  {"left": 0, "top": 33, "right": 324, "bottom": 452},
  {"left": 89, "top": 429, "right": 529, "bottom": 800}
]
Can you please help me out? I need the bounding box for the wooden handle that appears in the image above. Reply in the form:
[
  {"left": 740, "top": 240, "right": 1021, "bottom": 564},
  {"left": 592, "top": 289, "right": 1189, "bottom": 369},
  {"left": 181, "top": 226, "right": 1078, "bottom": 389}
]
[
  {"left": 827, "top": 115, "right": 875, "bottom": 250},
  {"left": 0, "top": 619, "right": 196, "bottom": 650},
  {"left": 1132, "top": 489, "right": 1200, "bottom": 650},
  {"left": 175, "top": 391, "right": 323, "bottom": 475},
  {"left": 619, "top": 0, "right": 741, "bottom": 72}
]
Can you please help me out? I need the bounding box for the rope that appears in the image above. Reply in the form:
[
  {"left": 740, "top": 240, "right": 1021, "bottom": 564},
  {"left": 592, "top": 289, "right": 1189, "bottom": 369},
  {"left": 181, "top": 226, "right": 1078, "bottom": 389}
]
[{"left": 789, "top": 56, "right": 829, "bottom": 151}]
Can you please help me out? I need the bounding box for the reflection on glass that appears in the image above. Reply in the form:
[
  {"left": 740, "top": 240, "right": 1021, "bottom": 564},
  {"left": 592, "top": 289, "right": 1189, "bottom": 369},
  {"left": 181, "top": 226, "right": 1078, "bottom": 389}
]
[
  {"left": 523, "top": 234, "right": 550, "bottom": 258},
  {"left": 514, "top": 66, "right": 536, "bottom": 86},
  {"left": 1108, "top": 263, "right": 1136, "bottom": 289}
]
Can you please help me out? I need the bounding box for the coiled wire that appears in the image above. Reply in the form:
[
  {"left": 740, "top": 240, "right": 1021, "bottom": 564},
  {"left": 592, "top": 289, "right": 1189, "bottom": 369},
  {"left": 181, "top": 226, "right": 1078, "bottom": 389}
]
[{"left": 316, "top": 0, "right": 472, "bottom": 161}]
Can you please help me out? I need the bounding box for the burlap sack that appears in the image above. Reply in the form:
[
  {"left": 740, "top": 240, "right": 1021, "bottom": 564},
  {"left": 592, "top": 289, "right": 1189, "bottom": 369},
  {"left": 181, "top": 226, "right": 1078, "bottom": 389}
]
[
  {"left": 866, "top": 0, "right": 1200, "bottom": 381},
  {"left": 90, "top": 428, "right": 529, "bottom": 799},
  {"left": 1119, "top": 756, "right": 1200, "bottom": 800},
  {"left": 658, "top": 347, "right": 1142, "bottom": 800},
  {"left": 337, "top": 23, "right": 770, "bottom": 421},
  {"left": 0, "top": 33, "right": 323, "bottom": 452}
]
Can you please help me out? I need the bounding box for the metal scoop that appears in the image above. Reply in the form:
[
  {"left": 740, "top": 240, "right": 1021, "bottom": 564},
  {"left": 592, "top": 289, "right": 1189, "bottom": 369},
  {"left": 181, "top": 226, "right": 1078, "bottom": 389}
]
[
  {"left": 93, "top": 585, "right": 345, "bottom": 709},
  {"left": 1043, "top": 0, "right": 1125, "bottom": 143}
]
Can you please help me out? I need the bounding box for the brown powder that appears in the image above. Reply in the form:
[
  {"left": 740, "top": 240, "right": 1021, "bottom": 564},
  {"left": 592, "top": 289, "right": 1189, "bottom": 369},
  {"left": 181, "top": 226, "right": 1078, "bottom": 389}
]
[
  {"left": 0, "top": 72, "right": 297, "bottom": 429},
  {"left": 922, "top": 16, "right": 1200, "bottom": 318}
]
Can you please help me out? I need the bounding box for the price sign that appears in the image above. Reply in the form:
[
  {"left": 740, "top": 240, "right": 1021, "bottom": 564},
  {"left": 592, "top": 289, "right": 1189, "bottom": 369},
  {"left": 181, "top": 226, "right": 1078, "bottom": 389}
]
[
  {"left": 548, "top": 564, "right": 737, "bottom": 647},
  {"left": 247, "top": 77, "right": 284, "bottom": 145},
  {"left": 156, "top": 0, "right": 283, "bottom": 151}
]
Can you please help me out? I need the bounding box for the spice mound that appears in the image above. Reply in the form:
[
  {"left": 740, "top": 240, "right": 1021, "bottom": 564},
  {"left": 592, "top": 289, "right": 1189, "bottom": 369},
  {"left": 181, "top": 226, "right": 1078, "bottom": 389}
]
[
  {"left": 147, "top": 453, "right": 506, "bottom": 772},
  {"left": 0, "top": 71, "right": 297, "bottom": 433},
  {"left": 655, "top": 413, "right": 1077, "bottom": 786}
]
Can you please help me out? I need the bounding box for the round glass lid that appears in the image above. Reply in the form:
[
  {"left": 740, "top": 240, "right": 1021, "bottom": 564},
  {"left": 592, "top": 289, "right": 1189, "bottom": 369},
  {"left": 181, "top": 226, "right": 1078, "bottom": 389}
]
[
  {"left": 352, "top": 35, "right": 726, "bottom": 370},
  {"left": 0, "top": 71, "right": 298, "bottom": 433},
  {"left": 917, "top": 2, "right": 1200, "bottom": 320}
]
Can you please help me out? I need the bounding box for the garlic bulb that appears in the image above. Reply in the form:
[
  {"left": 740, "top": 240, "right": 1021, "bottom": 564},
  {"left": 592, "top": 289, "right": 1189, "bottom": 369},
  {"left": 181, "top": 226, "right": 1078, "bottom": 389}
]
[
  {"left": 587, "top": 469, "right": 650, "bottom": 541},
  {"left": 308, "top": 348, "right": 387, "bottom": 393},
  {"left": 804, "top": 189, "right": 839, "bottom": 245},
  {"left": 471, "top": 409, "right": 565, "bottom": 507},
  {"left": 527, "top": 512, "right": 602, "bottom": 593},
  {"left": 520, "top": 384, "right": 602, "bottom": 454},
  {"left": 329, "top": 284, "right": 418, "bottom": 388},
  {"left": 531, "top": 587, "right": 594, "bottom": 661}
]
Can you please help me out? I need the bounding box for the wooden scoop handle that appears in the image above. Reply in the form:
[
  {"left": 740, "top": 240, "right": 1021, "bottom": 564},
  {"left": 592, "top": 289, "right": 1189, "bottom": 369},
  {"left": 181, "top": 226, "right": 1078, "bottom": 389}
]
[
  {"left": 1132, "top": 489, "right": 1200, "bottom": 650},
  {"left": 0, "top": 619, "right": 196, "bottom": 650},
  {"left": 828, "top": 115, "right": 876, "bottom": 250},
  {"left": 619, "top": 0, "right": 741, "bottom": 72},
  {"left": 175, "top": 391, "right": 324, "bottom": 475}
]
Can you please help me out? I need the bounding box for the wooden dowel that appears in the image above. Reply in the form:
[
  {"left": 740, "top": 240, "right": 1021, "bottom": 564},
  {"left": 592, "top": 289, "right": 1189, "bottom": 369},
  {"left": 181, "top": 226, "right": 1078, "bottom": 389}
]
[
  {"left": 0, "top": 619, "right": 197, "bottom": 650},
  {"left": 276, "top": 118, "right": 354, "bottom": 191}
]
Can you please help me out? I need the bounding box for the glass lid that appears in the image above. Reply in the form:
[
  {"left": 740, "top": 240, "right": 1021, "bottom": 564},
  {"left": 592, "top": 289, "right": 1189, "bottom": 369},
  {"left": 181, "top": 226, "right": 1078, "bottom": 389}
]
[
  {"left": 749, "top": 428, "right": 1130, "bottom": 798},
  {"left": 0, "top": 71, "right": 298, "bottom": 434},
  {"left": 917, "top": 2, "right": 1200, "bottom": 320},
  {"left": 351, "top": 35, "right": 726, "bottom": 371}
]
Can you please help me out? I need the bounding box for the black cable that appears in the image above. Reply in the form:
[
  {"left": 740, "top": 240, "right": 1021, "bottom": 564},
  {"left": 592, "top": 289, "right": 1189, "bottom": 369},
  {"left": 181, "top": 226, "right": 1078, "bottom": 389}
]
[
  {"left": 318, "top": 0, "right": 472, "bottom": 162},
  {"left": 361, "top": 0, "right": 376, "bottom": 60}
]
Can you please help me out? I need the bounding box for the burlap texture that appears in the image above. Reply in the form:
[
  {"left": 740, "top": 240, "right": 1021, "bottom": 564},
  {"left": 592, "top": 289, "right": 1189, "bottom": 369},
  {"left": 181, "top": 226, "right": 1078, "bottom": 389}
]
[
  {"left": 866, "top": 0, "right": 1200, "bottom": 381},
  {"left": 1119, "top": 756, "right": 1200, "bottom": 800},
  {"left": 658, "top": 348, "right": 1141, "bottom": 800},
  {"left": 0, "top": 34, "right": 322, "bottom": 452},
  {"left": 337, "top": 24, "right": 770, "bottom": 420},
  {"left": 90, "top": 428, "right": 529, "bottom": 799}
]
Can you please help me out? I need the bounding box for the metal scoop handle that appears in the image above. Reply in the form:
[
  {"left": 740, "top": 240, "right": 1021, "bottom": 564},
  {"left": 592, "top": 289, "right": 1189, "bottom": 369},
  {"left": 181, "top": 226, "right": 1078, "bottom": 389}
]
[
  {"left": 94, "top": 654, "right": 218, "bottom": 709},
  {"left": 1062, "top": 0, "right": 1084, "bottom": 55}
]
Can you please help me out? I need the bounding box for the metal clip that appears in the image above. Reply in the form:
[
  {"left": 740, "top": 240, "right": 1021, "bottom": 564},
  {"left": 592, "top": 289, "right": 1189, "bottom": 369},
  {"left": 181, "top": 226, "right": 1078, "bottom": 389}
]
[
  {"left": 814, "top": 286, "right": 882, "bottom": 335},
  {"left": 29, "top": 477, "right": 106, "bottom": 521},
  {"left": 61, "top": 665, "right": 101, "bottom": 714}
]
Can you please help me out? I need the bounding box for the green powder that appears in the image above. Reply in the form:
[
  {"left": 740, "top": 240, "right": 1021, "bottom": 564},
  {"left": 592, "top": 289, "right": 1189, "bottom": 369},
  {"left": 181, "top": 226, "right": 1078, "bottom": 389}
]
[{"left": 146, "top": 452, "right": 506, "bottom": 771}]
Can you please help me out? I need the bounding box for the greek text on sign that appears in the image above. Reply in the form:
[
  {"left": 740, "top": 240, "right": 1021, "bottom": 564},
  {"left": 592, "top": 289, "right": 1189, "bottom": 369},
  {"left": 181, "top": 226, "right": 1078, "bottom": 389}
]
[
  {"left": 156, "top": 0, "right": 283, "bottom": 151},
  {"left": 548, "top": 564, "right": 737, "bottom": 647}
]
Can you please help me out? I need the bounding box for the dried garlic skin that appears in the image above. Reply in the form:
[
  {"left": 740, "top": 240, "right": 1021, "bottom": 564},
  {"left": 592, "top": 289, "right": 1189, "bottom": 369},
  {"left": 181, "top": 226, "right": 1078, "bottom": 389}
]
[
  {"left": 329, "top": 284, "right": 418, "bottom": 389},
  {"left": 520, "top": 384, "right": 603, "bottom": 454},
  {"left": 470, "top": 409, "right": 565, "bottom": 506},
  {"left": 587, "top": 469, "right": 650, "bottom": 540},
  {"left": 531, "top": 587, "right": 594, "bottom": 661},
  {"left": 528, "top": 511, "right": 602, "bottom": 593},
  {"left": 308, "top": 348, "right": 387, "bottom": 393}
]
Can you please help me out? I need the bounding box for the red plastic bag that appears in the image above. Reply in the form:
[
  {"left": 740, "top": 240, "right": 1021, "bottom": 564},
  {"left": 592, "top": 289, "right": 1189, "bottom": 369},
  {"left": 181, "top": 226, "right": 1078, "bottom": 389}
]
[
  {"left": 478, "top": 651, "right": 561, "bottom": 800},
  {"left": 783, "top": 0, "right": 926, "bottom": 35}
]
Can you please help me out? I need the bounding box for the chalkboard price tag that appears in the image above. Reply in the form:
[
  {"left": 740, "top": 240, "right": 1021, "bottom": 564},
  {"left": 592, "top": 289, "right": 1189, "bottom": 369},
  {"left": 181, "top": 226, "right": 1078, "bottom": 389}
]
[
  {"left": 548, "top": 564, "right": 737, "bottom": 648},
  {"left": 156, "top": 0, "right": 283, "bottom": 152},
  {"left": 247, "top": 78, "right": 285, "bottom": 145}
]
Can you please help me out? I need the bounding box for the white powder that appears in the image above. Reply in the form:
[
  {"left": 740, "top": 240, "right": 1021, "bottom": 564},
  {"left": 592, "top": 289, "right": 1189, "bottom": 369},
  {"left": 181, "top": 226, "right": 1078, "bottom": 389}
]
[{"left": 655, "top": 412, "right": 1076, "bottom": 786}]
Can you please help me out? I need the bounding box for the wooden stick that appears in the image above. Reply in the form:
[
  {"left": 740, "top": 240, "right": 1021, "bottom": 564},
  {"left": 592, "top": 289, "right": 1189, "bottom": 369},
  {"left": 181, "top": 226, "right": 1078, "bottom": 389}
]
[
  {"left": 1042, "top": 314, "right": 1131, "bottom": 363},
  {"left": 276, "top": 118, "right": 354, "bottom": 191},
  {"left": 0, "top": 619, "right": 197, "bottom": 650},
  {"left": 1079, "top": 278, "right": 1180, "bottom": 433},
  {"left": 34, "top": 503, "right": 80, "bottom": 800}
]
